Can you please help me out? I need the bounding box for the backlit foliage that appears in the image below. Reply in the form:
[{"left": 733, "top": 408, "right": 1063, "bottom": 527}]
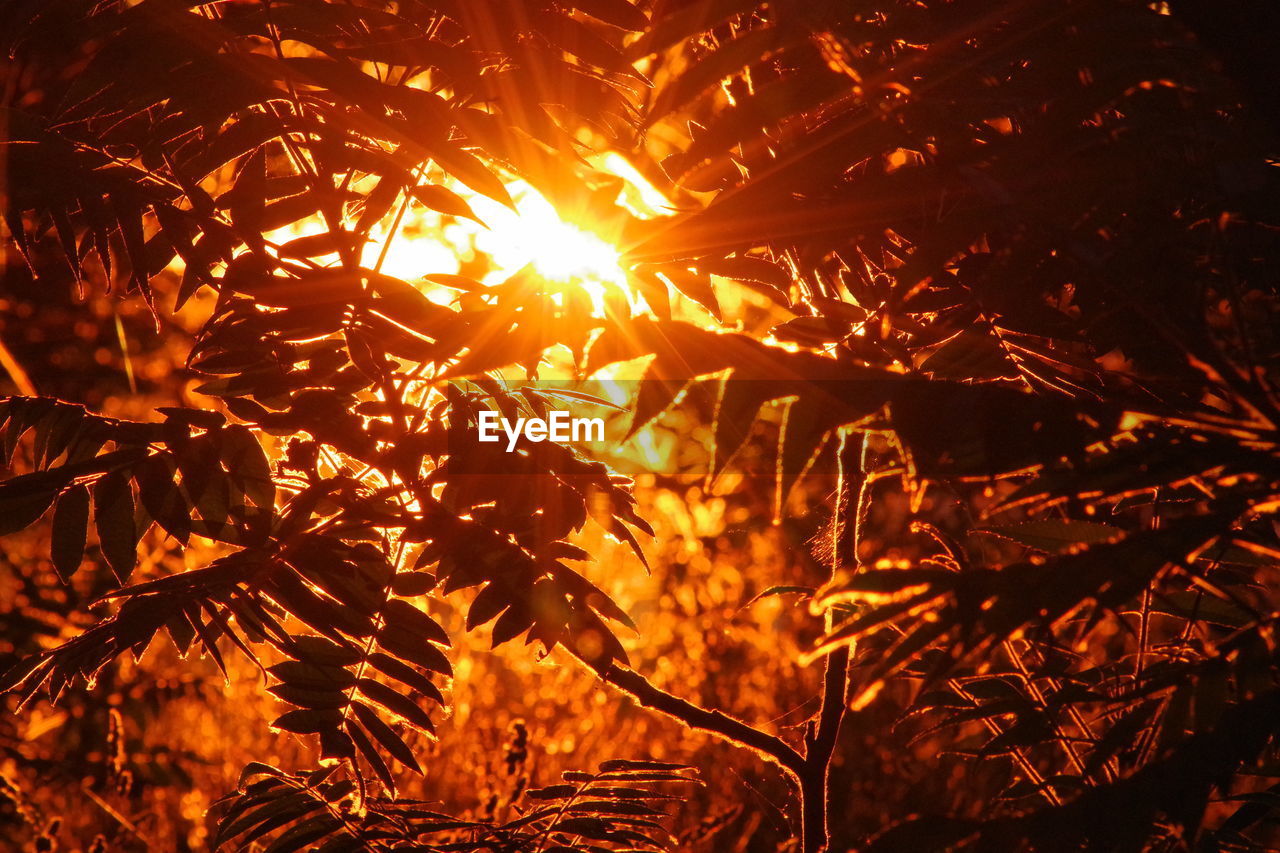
[{"left": 3, "top": 1, "right": 1280, "bottom": 851}]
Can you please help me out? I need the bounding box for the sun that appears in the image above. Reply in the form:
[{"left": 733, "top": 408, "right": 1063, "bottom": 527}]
[
  {"left": 511, "top": 199, "right": 624, "bottom": 284},
  {"left": 267, "top": 153, "right": 667, "bottom": 315},
  {"left": 368, "top": 173, "right": 638, "bottom": 314},
  {"left": 469, "top": 152, "right": 669, "bottom": 290},
  {"left": 471, "top": 185, "right": 631, "bottom": 309}
]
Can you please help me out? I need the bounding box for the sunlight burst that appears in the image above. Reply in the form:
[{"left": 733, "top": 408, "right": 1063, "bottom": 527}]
[
  {"left": 487, "top": 191, "right": 625, "bottom": 285},
  {"left": 267, "top": 154, "right": 667, "bottom": 316}
]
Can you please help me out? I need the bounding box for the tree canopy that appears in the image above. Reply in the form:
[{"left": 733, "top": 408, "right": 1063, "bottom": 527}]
[{"left": 3, "top": 1, "right": 1280, "bottom": 850}]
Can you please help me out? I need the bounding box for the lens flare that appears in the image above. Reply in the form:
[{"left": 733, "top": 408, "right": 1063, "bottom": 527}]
[
  {"left": 267, "top": 156, "right": 666, "bottom": 317},
  {"left": 483, "top": 190, "right": 624, "bottom": 284}
]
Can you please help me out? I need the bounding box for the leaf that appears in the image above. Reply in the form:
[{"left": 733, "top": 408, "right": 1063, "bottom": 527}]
[
  {"left": 426, "top": 143, "right": 514, "bottom": 209},
  {"left": 217, "top": 789, "right": 312, "bottom": 845},
  {"left": 711, "top": 376, "right": 785, "bottom": 478},
  {"left": 771, "top": 316, "right": 847, "bottom": 345},
  {"left": 287, "top": 545, "right": 385, "bottom": 615},
  {"left": 1149, "top": 591, "right": 1250, "bottom": 628},
  {"left": 370, "top": 274, "right": 456, "bottom": 334},
  {"left": 350, "top": 700, "right": 422, "bottom": 773},
  {"left": 318, "top": 726, "right": 357, "bottom": 763},
  {"left": 390, "top": 571, "right": 437, "bottom": 596},
  {"left": 421, "top": 273, "right": 487, "bottom": 291},
  {"left": 268, "top": 571, "right": 374, "bottom": 639},
  {"left": 268, "top": 661, "right": 357, "bottom": 691},
  {"left": 135, "top": 452, "right": 192, "bottom": 545},
  {"left": 239, "top": 794, "right": 327, "bottom": 848},
  {"left": 376, "top": 621, "right": 453, "bottom": 676},
  {"left": 0, "top": 476, "right": 60, "bottom": 536},
  {"left": 366, "top": 652, "right": 445, "bottom": 707},
  {"left": 261, "top": 815, "right": 344, "bottom": 853},
  {"left": 975, "top": 521, "right": 1125, "bottom": 554},
  {"left": 491, "top": 602, "right": 535, "bottom": 646},
  {"left": 229, "top": 146, "right": 268, "bottom": 238},
  {"left": 267, "top": 683, "right": 348, "bottom": 711},
  {"left": 559, "top": 0, "right": 649, "bottom": 31},
  {"left": 410, "top": 184, "right": 485, "bottom": 224},
  {"left": 381, "top": 598, "right": 451, "bottom": 647},
  {"left": 467, "top": 582, "right": 511, "bottom": 630},
  {"left": 623, "top": 371, "right": 686, "bottom": 440},
  {"left": 696, "top": 254, "right": 791, "bottom": 306},
  {"left": 650, "top": 27, "right": 788, "bottom": 120},
  {"left": 49, "top": 206, "right": 82, "bottom": 285},
  {"left": 185, "top": 111, "right": 288, "bottom": 181},
  {"left": 775, "top": 397, "right": 841, "bottom": 516},
  {"left": 277, "top": 230, "right": 363, "bottom": 260},
  {"left": 50, "top": 484, "right": 90, "bottom": 583},
  {"left": 739, "top": 585, "right": 814, "bottom": 611},
  {"left": 920, "top": 328, "right": 1019, "bottom": 380},
  {"left": 630, "top": 0, "right": 765, "bottom": 57},
  {"left": 355, "top": 171, "right": 406, "bottom": 235},
  {"left": 166, "top": 609, "right": 198, "bottom": 656},
  {"left": 631, "top": 268, "right": 672, "bottom": 320},
  {"left": 289, "top": 635, "right": 363, "bottom": 667},
  {"left": 355, "top": 677, "right": 437, "bottom": 735},
  {"left": 221, "top": 425, "right": 276, "bottom": 510},
  {"left": 271, "top": 708, "right": 343, "bottom": 734},
  {"left": 35, "top": 405, "right": 88, "bottom": 468},
  {"left": 344, "top": 717, "right": 397, "bottom": 790},
  {"left": 111, "top": 194, "right": 153, "bottom": 302},
  {"left": 93, "top": 470, "right": 138, "bottom": 581},
  {"left": 534, "top": 10, "right": 646, "bottom": 81},
  {"left": 657, "top": 266, "right": 720, "bottom": 320}
]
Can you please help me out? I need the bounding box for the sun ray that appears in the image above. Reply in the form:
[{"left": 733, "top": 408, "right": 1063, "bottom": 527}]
[{"left": 270, "top": 155, "right": 670, "bottom": 321}]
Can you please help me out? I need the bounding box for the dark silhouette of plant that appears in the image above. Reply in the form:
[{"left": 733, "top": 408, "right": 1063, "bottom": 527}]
[
  {"left": 3, "top": 0, "right": 1280, "bottom": 851},
  {"left": 212, "top": 759, "right": 698, "bottom": 851}
]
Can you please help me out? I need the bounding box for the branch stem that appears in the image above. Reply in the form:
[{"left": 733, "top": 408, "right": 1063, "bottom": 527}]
[
  {"left": 601, "top": 664, "right": 805, "bottom": 778},
  {"left": 799, "top": 430, "right": 864, "bottom": 852}
]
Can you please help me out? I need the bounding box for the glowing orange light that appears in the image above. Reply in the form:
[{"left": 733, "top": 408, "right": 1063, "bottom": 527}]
[
  {"left": 268, "top": 153, "right": 668, "bottom": 317},
  {"left": 463, "top": 185, "right": 629, "bottom": 312}
]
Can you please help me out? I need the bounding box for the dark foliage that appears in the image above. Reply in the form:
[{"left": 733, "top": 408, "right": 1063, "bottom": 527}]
[{"left": 3, "top": 0, "right": 1280, "bottom": 851}]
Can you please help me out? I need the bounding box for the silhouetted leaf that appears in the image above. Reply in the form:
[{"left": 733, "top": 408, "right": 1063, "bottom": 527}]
[
  {"left": 0, "top": 475, "right": 59, "bottom": 536},
  {"left": 93, "top": 470, "right": 137, "bottom": 581},
  {"left": 367, "top": 652, "right": 445, "bottom": 707},
  {"left": 350, "top": 700, "right": 422, "bottom": 773},
  {"left": 560, "top": 0, "right": 649, "bottom": 31},
  {"left": 272, "top": 708, "right": 343, "bottom": 734},
  {"left": 355, "top": 677, "right": 437, "bottom": 735},
  {"left": 50, "top": 484, "right": 90, "bottom": 583},
  {"left": 975, "top": 521, "right": 1126, "bottom": 554},
  {"left": 410, "top": 184, "right": 485, "bottom": 224}
]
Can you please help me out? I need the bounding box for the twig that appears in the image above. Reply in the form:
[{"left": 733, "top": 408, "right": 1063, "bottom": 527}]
[
  {"left": 799, "top": 430, "right": 863, "bottom": 853},
  {"left": 0, "top": 333, "right": 36, "bottom": 395},
  {"left": 601, "top": 664, "right": 805, "bottom": 779},
  {"left": 80, "top": 782, "right": 149, "bottom": 848}
]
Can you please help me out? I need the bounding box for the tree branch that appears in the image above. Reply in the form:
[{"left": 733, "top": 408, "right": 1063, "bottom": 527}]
[
  {"left": 601, "top": 664, "right": 806, "bottom": 778},
  {"left": 810, "top": 646, "right": 850, "bottom": 765},
  {"left": 798, "top": 430, "right": 865, "bottom": 852}
]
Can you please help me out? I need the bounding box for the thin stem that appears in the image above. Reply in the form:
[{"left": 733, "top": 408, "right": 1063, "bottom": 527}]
[
  {"left": 80, "top": 781, "right": 150, "bottom": 848},
  {"left": 533, "top": 772, "right": 599, "bottom": 853},
  {"left": 1137, "top": 489, "right": 1160, "bottom": 682},
  {"left": 373, "top": 161, "right": 429, "bottom": 275},
  {"left": 949, "top": 675, "right": 1063, "bottom": 808},
  {"left": 0, "top": 334, "right": 36, "bottom": 396},
  {"left": 799, "top": 430, "right": 864, "bottom": 853},
  {"left": 800, "top": 643, "right": 848, "bottom": 853},
  {"left": 601, "top": 664, "right": 805, "bottom": 779},
  {"left": 1004, "top": 639, "right": 1091, "bottom": 781}
]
